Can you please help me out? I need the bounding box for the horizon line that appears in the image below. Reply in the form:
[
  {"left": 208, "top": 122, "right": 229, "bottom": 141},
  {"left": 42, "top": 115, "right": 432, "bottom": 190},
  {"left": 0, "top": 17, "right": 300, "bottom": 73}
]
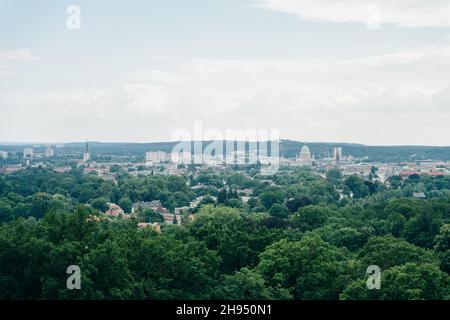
[{"left": 0, "top": 139, "right": 449, "bottom": 148}]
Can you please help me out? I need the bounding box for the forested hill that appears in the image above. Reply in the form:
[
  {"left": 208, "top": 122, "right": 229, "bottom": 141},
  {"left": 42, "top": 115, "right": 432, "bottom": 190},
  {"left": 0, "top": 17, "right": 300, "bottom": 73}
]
[
  {"left": 279, "top": 140, "right": 450, "bottom": 162},
  {"left": 1, "top": 140, "right": 450, "bottom": 162}
]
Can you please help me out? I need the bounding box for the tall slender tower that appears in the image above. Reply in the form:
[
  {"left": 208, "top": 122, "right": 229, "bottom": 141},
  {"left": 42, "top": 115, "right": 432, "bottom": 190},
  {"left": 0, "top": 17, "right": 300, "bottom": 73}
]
[
  {"left": 333, "top": 147, "right": 342, "bottom": 163},
  {"left": 83, "top": 140, "right": 91, "bottom": 162}
]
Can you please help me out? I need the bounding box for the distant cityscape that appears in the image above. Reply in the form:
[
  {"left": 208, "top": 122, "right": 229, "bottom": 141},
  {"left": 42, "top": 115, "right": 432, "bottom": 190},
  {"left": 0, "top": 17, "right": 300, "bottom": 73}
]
[
  {"left": 0, "top": 140, "right": 448, "bottom": 234},
  {"left": 1, "top": 141, "right": 449, "bottom": 184}
]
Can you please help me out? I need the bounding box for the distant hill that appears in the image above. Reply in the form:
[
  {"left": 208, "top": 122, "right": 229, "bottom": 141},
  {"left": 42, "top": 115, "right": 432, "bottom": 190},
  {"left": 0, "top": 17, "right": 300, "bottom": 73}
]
[
  {"left": 279, "top": 140, "right": 450, "bottom": 162},
  {"left": 1, "top": 140, "right": 450, "bottom": 162}
]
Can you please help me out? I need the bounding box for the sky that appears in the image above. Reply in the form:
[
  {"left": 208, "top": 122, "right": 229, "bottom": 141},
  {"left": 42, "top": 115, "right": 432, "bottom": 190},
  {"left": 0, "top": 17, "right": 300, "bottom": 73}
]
[{"left": 1, "top": 0, "right": 450, "bottom": 145}]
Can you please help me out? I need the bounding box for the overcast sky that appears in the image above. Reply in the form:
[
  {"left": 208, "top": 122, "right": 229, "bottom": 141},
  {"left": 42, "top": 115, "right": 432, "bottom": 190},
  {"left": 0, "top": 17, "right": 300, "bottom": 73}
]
[{"left": 1, "top": 0, "right": 450, "bottom": 145}]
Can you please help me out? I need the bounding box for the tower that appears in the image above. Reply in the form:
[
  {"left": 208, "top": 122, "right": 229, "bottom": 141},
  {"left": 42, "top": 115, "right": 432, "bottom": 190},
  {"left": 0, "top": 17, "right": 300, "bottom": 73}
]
[
  {"left": 333, "top": 147, "right": 342, "bottom": 163},
  {"left": 83, "top": 140, "right": 91, "bottom": 163}
]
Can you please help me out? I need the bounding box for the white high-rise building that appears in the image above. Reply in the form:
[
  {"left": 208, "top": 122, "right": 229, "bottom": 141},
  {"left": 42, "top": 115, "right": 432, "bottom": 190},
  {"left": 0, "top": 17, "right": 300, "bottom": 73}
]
[
  {"left": 45, "top": 148, "right": 55, "bottom": 158},
  {"left": 298, "top": 145, "right": 313, "bottom": 166},
  {"left": 146, "top": 151, "right": 168, "bottom": 164},
  {"left": 171, "top": 151, "right": 192, "bottom": 165},
  {"left": 23, "top": 148, "right": 34, "bottom": 159},
  {"left": 0, "top": 151, "right": 8, "bottom": 159}
]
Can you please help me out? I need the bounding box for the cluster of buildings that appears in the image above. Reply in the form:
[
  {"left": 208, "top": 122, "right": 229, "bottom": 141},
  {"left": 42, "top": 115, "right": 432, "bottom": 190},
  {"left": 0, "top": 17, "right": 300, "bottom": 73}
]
[
  {"left": 0, "top": 142, "right": 88, "bottom": 163},
  {"left": 1, "top": 142, "right": 449, "bottom": 184},
  {"left": 145, "top": 151, "right": 169, "bottom": 164},
  {"left": 18, "top": 146, "right": 59, "bottom": 160},
  {"left": 294, "top": 145, "right": 449, "bottom": 182},
  {"left": 145, "top": 150, "right": 276, "bottom": 167},
  {"left": 143, "top": 144, "right": 324, "bottom": 168},
  {"left": 130, "top": 199, "right": 201, "bottom": 224},
  {"left": 295, "top": 145, "right": 346, "bottom": 167},
  {"left": 1, "top": 142, "right": 286, "bottom": 169},
  {"left": 100, "top": 199, "right": 199, "bottom": 233}
]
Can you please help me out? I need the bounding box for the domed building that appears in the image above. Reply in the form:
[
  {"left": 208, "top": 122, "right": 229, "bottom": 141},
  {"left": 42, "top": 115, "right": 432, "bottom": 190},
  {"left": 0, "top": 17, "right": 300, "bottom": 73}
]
[{"left": 298, "top": 144, "right": 313, "bottom": 166}]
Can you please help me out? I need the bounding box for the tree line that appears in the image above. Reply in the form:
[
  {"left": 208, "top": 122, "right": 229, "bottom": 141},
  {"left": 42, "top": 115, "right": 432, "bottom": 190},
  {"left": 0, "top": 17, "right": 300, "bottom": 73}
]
[{"left": 0, "top": 166, "right": 449, "bottom": 299}]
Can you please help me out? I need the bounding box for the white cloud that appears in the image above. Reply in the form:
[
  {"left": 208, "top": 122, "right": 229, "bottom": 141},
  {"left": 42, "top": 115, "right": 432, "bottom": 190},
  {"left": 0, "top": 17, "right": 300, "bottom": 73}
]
[
  {"left": 0, "top": 49, "right": 36, "bottom": 61},
  {"left": 188, "top": 89, "right": 254, "bottom": 114},
  {"left": 0, "top": 89, "right": 111, "bottom": 115},
  {"left": 0, "top": 49, "right": 37, "bottom": 75},
  {"left": 255, "top": 0, "right": 450, "bottom": 28},
  {"left": 123, "top": 83, "right": 168, "bottom": 114},
  {"left": 2, "top": 44, "right": 450, "bottom": 144},
  {"left": 432, "top": 83, "right": 450, "bottom": 110}
]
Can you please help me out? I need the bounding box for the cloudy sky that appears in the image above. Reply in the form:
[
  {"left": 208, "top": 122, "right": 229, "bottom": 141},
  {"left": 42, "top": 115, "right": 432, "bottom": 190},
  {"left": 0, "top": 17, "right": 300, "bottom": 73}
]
[{"left": 1, "top": 0, "right": 450, "bottom": 145}]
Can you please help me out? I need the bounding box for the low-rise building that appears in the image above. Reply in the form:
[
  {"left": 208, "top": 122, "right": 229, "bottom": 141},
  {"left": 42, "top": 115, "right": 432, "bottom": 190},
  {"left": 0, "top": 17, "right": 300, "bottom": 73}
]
[
  {"left": 132, "top": 200, "right": 162, "bottom": 213},
  {"left": 175, "top": 206, "right": 190, "bottom": 215},
  {"left": 105, "top": 203, "right": 125, "bottom": 217},
  {"left": 132, "top": 200, "right": 170, "bottom": 215},
  {"left": 413, "top": 192, "right": 426, "bottom": 199},
  {"left": 0, "top": 165, "right": 23, "bottom": 174},
  {"left": 162, "top": 213, "right": 182, "bottom": 225},
  {"left": 54, "top": 166, "right": 72, "bottom": 173},
  {"left": 189, "top": 196, "right": 205, "bottom": 209},
  {"left": 138, "top": 222, "right": 161, "bottom": 233}
]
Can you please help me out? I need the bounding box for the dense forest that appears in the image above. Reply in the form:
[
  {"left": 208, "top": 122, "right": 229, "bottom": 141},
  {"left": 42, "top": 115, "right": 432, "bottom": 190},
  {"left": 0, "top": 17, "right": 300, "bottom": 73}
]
[{"left": 0, "top": 166, "right": 449, "bottom": 299}]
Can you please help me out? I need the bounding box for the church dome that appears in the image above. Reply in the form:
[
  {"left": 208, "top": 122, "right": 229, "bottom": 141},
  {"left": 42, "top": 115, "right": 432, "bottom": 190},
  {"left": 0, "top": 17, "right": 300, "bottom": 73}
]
[
  {"left": 298, "top": 145, "right": 313, "bottom": 166},
  {"left": 300, "top": 145, "right": 310, "bottom": 154}
]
